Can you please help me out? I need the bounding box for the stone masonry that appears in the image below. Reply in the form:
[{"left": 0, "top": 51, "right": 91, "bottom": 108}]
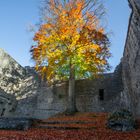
[
  {"left": 121, "top": 0, "right": 140, "bottom": 116},
  {"left": 0, "top": 48, "right": 124, "bottom": 119}
]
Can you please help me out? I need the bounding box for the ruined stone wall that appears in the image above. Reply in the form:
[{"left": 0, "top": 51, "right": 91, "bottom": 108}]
[
  {"left": 0, "top": 88, "right": 17, "bottom": 117},
  {"left": 122, "top": 0, "right": 140, "bottom": 116},
  {"left": 0, "top": 48, "right": 124, "bottom": 119},
  {"left": 33, "top": 65, "right": 123, "bottom": 119}
]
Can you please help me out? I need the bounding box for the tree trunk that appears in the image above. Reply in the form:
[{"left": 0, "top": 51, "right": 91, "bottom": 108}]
[{"left": 65, "top": 62, "right": 78, "bottom": 115}]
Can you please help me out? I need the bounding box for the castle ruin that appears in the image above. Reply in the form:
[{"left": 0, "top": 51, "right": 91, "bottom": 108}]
[{"left": 0, "top": 0, "right": 139, "bottom": 119}]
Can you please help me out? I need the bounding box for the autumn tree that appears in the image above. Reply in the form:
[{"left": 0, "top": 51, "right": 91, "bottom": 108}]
[{"left": 31, "top": 0, "right": 111, "bottom": 114}]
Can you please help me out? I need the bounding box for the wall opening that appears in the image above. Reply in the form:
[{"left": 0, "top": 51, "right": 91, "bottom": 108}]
[
  {"left": 1, "top": 108, "right": 5, "bottom": 116},
  {"left": 99, "top": 89, "right": 104, "bottom": 101}
]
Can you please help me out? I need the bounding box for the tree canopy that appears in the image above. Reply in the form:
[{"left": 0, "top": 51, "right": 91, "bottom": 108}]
[{"left": 31, "top": 0, "right": 111, "bottom": 84}]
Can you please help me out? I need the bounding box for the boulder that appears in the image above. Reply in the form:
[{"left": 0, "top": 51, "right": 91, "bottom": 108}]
[
  {"left": 107, "top": 109, "right": 136, "bottom": 131},
  {"left": 0, "top": 117, "right": 33, "bottom": 130}
]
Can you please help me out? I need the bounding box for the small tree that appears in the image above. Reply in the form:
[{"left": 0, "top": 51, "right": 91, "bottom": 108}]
[{"left": 31, "top": 0, "right": 111, "bottom": 114}]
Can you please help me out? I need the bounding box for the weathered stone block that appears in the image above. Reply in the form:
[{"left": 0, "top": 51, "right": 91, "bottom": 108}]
[
  {"left": 0, "top": 118, "right": 33, "bottom": 130},
  {"left": 107, "top": 109, "right": 136, "bottom": 131}
]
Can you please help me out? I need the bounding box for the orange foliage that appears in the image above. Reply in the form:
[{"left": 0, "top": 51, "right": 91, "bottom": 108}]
[
  {"left": 0, "top": 113, "right": 140, "bottom": 140},
  {"left": 31, "top": 0, "right": 111, "bottom": 83}
]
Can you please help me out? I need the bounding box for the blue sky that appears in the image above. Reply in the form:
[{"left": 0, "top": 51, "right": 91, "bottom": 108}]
[{"left": 0, "top": 0, "right": 131, "bottom": 71}]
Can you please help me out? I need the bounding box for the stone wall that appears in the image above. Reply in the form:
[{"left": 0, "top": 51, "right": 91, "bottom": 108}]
[
  {"left": 33, "top": 64, "right": 123, "bottom": 119},
  {"left": 0, "top": 88, "right": 17, "bottom": 117},
  {"left": 0, "top": 47, "right": 124, "bottom": 119},
  {"left": 122, "top": 0, "right": 140, "bottom": 116},
  {"left": 0, "top": 48, "right": 124, "bottom": 119}
]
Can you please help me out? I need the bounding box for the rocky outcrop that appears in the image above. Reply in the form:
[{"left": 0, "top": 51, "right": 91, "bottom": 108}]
[
  {"left": 0, "top": 48, "right": 39, "bottom": 100},
  {"left": 0, "top": 48, "right": 41, "bottom": 117},
  {"left": 121, "top": 0, "right": 140, "bottom": 116},
  {"left": 0, "top": 88, "right": 17, "bottom": 117}
]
